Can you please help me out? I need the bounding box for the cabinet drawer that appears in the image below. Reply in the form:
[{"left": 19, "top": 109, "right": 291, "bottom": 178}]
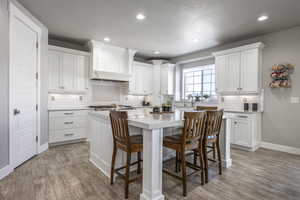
[
  {"left": 49, "top": 110, "right": 88, "bottom": 118},
  {"left": 49, "top": 128, "right": 86, "bottom": 143},
  {"left": 49, "top": 116, "right": 87, "bottom": 131}
]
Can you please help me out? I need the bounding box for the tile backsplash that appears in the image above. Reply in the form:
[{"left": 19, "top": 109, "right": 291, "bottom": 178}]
[
  {"left": 218, "top": 93, "right": 264, "bottom": 112},
  {"left": 48, "top": 94, "right": 88, "bottom": 108}
]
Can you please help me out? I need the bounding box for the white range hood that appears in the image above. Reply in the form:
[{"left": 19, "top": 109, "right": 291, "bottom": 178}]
[
  {"left": 91, "top": 70, "right": 131, "bottom": 82},
  {"left": 88, "top": 40, "right": 136, "bottom": 82}
]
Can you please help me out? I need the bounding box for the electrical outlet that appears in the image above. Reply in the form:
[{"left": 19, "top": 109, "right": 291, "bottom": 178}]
[{"left": 291, "top": 97, "right": 299, "bottom": 104}]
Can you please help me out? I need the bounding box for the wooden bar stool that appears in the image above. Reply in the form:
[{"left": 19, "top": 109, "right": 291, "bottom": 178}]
[
  {"left": 163, "top": 112, "right": 207, "bottom": 197},
  {"left": 109, "top": 111, "right": 143, "bottom": 199},
  {"left": 195, "top": 106, "right": 218, "bottom": 160},
  {"left": 194, "top": 110, "right": 224, "bottom": 183}
]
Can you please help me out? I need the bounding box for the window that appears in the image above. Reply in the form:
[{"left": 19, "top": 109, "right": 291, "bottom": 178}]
[{"left": 182, "top": 65, "right": 216, "bottom": 100}]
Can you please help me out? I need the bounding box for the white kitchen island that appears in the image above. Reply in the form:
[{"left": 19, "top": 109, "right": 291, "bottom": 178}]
[{"left": 89, "top": 109, "right": 232, "bottom": 200}]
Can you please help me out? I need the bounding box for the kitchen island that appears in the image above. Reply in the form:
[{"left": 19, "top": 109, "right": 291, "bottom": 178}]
[{"left": 89, "top": 108, "right": 232, "bottom": 200}]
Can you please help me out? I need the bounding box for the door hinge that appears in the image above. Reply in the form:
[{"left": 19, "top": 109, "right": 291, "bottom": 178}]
[
  {"left": 36, "top": 136, "right": 38, "bottom": 143},
  {"left": 36, "top": 42, "right": 39, "bottom": 49},
  {"left": 35, "top": 72, "right": 38, "bottom": 80},
  {"left": 36, "top": 104, "right": 38, "bottom": 111}
]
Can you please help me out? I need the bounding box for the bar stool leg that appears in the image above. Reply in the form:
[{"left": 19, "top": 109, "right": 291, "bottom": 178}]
[
  {"left": 125, "top": 153, "right": 131, "bottom": 199},
  {"left": 137, "top": 151, "right": 141, "bottom": 174},
  {"left": 110, "top": 144, "right": 117, "bottom": 185}
]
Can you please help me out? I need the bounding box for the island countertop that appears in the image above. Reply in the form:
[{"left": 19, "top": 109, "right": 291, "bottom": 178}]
[{"left": 89, "top": 108, "right": 227, "bottom": 129}]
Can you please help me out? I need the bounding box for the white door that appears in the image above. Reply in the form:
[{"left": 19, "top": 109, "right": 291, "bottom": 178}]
[
  {"left": 160, "top": 66, "right": 169, "bottom": 94},
  {"left": 135, "top": 65, "right": 145, "bottom": 94},
  {"left": 240, "top": 49, "right": 259, "bottom": 93},
  {"left": 215, "top": 55, "right": 227, "bottom": 93},
  {"left": 48, "top": 50, "right": 62, "bottom": 90},
  {"left": 143, "top": 66, "right": 153, "bottom": 94},
  {"left": 230, "top": 119, "right": 237, "bottom": 144},
  {"left": 234, "top": 119, "right": 251, "bottom": 147},
  {"left": 10, "top": 4, "right": 39, "bottom": 167},
  {"left": 224, "top": 53, "right": 241, "bottom": 93},
  {"left": 62, "top": 53, "right": 76, "bottom": 90},
  {"left": 76, "top": 55, "right": 88, "bottom": 91}
]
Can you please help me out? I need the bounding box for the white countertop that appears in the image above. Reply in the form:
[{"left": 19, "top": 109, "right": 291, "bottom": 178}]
[
  {"left": 48, "top": 107, "right": 90, "bottom": 111},
  {"left": 89, "top": 107, "right": 228, "bottom": 130}
]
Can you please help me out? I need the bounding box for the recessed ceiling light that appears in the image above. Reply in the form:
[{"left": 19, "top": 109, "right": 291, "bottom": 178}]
[
  {"left": 154, "top": 51, "right": 160, "bottom": 55},
  {"left": 104, "top": 37, "right": 110, "bottom": 42},
  {"left": 136, "top": 13, "right": 146, "bottom": 21},
  {"left": 193, "top": 38, "right": 199, "bottom": 43},
  {"left": 257, "top": 15, "right": 269, "bottom": 21}
]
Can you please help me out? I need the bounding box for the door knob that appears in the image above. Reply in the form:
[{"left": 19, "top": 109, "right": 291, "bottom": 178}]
[{"left": 13, "top": 109, "right": 21, "bottom": 115}]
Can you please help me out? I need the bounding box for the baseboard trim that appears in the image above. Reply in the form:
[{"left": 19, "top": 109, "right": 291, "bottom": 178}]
[
  {"left": 38, "top": 143, "right": 49, "bottom": 154},
  {"left": 260, "top": 142, "right": 300, "bottom": 155},
  {"left": 0, "top": 165, "right": 13, "bottom": 180}
]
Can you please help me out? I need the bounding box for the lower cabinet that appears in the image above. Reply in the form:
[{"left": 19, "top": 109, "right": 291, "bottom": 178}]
[
  {"left": 226, "top": 112, "right": 261, "bottom": 151},
  {"left": 49, "top": 110, "right": 88, "bottom": 144}
]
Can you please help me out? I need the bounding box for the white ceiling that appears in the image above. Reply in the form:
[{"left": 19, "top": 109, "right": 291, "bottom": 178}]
[{"left": 19, "top": 0, "right": 300, "bottom": 59}]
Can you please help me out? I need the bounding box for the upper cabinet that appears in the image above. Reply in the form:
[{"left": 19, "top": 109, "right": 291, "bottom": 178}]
[
  {"left": 213, "top": 42, "right": 264, "bottom": 95},
  {"left": 130, "top": 62, "right": 154, "bottom": 95},
  {"left": 87, "top": 40, "right": 136, "bottom": 82},
  {"left": 160, "top": 63, "right": 175, "bottom": 95},
  {"left": 128, "top": 61, "right": 175, "bottom": 96},
  {"left": 48, "top": 45, "right": 90, "bottom": 93}
]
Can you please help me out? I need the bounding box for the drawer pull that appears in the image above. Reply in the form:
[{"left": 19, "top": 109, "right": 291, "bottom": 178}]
[
  {"left": 64, "top": 112, "right": 74, "bottom": 115},
  {"left": 64, "top": 121, "right": 74, "bottom": 125},
  {"left": 237, "top": 115, "right": 248, "bottom": 118},
  {"left": 64, "top": 133, "right": 74, "bottom": 137}
]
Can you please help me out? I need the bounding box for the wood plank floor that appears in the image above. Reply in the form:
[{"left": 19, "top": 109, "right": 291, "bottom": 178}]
[{"left": 0, "top": 142, "right": 299, "bottom": 200}]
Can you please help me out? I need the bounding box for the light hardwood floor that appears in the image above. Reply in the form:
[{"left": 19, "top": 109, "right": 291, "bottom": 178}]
[{"left": 0, "top": 142, "right": 299, "bottom": 200}]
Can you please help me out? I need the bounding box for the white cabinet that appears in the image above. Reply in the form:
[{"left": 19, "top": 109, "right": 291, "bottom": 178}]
[
  {"left": 129, "top": 62, "right": 153, "bottom": 95},
  {"left": 48, "top": 45, "right": 90, "bottom": 93},
  {"left": 160, "top": 63, "right": 175, "bottom": 95},
  {"left": 213, "top": 42, "right": 264, "bottom": 94},
  {"left": 49, "top": 110, "right": 88, "bottom": 144},
  {"left": 226, "top": 112, "right": 261, "bottom": 151}
]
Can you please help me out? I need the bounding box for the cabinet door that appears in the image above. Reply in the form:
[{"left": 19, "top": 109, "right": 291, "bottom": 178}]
[
  {"left": 76, "top": 55, "right": 89, "bottom": 91},
  {"left": 135, "top": 65, "right": 145, "bottom": 94},
  {"left": 160, "top": 65, "right": 174, "bottom": 95},
  {"left": 234, "top": 119, "right": 251, "bottom": 147},
  {"left": 143, "top": 66, "right": 153, "bottom": 94},
  {"left": 160, "top": 66, "right": 169, "bottom": 94},
  {"left": 230, "top": 119, "right": 237, "bottom": 144},
  {"left": 225, "top": 53, "right": 241, "bottom": 93},
  {"left": 62, "top": 53, "right": 76, "bottom": 90},
  {"left": 240, "top": 49, "right": 259, "bottom": 93},
  {"left": 48, "top": 50, "right": 62, "bottom": 90},
  {"left": 215, "top": 55, "right": 226, "bottom": 93}
]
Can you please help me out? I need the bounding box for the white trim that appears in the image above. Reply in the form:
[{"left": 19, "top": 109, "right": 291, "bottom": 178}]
[
  {"left": 49, "top": 45, "right": 90, "bottom": 56},
  {"left": 89, "top": 152, "right": 110, "bottom": 178},
  {"left": 260, "top": 142, "right": 300, "bottom": 155},
  {"left": 9, "top": 2, "right": 42, "bottom": 169},
  {"left": 0, "top": 165, "right": 13, "bottom": 180},
  {"left": 212, "top": 42, "right": 265, "bottom": 57},
  {"left": 38, "top": 143, "right": 49, "bottom": 154},
  {"left": 176, "top": 55, "right": 214, "bottom": 65}
]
